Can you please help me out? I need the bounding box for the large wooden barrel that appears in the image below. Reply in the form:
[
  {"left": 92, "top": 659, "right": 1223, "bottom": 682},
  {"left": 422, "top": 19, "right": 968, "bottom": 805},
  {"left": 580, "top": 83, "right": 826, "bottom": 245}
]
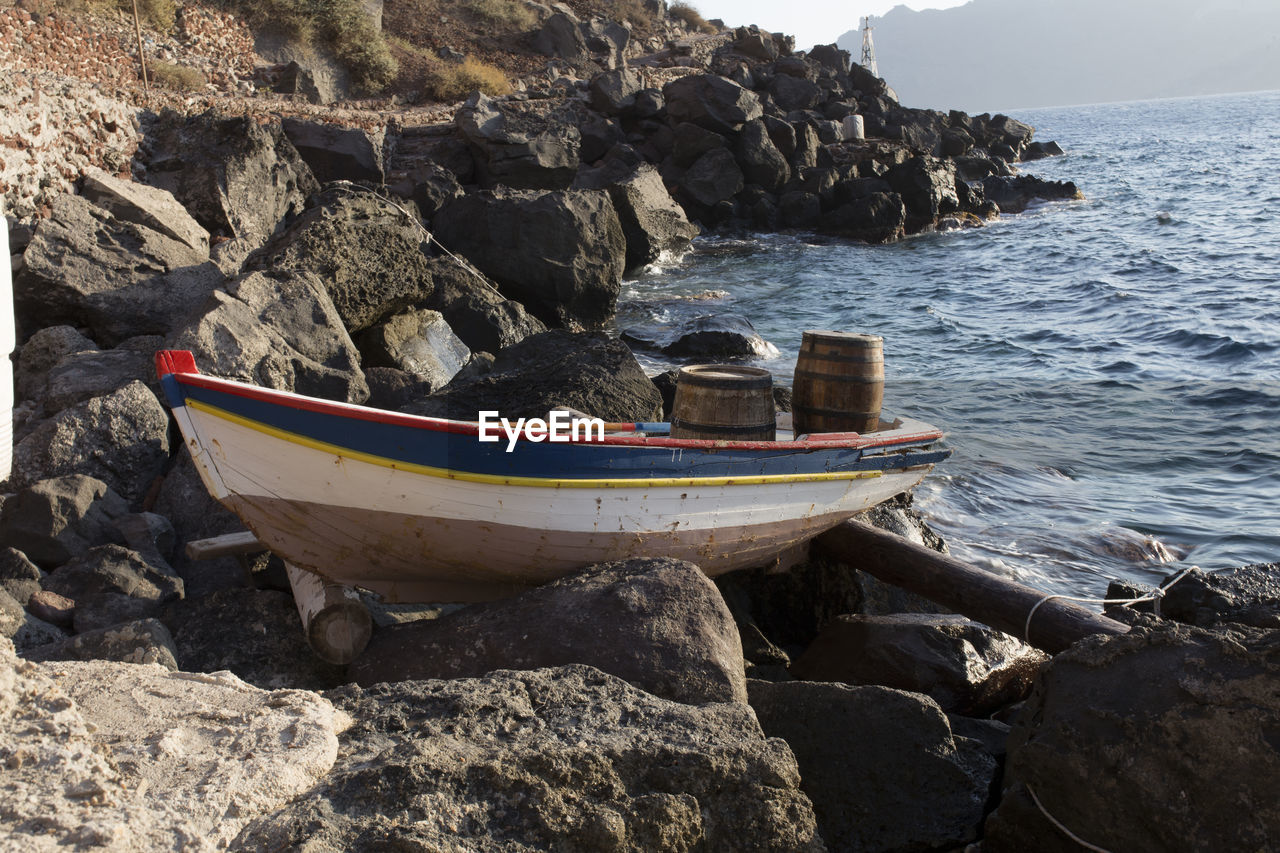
[
  {"left": 670, "top": 365, "right": 776, "bottom": 441},
  {"left": 792, "top": 331, "right": 884, "bottom": 435}
]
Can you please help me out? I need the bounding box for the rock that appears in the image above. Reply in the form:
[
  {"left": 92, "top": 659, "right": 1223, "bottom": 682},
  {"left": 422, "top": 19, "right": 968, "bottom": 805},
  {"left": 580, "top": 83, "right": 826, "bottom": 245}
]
[
  {"left": 81, "top": 166, "right": 210, "bottom": 255},
  {"left": 0, "top": 475, "right": 128, "bottom": 567},
  {"left": 10, "top": 383, "right": 170, "bottom": 506},
  {"left": 409, "top": 164, "right": 464, "bottom": 221},
  {"left": 358, "top": 308, "right": 470, "bottom": 390},
  {"left": 26, "top": 589, "right": 75, "bottom": 628},
  {"left": 407, "top": 329, "right": 663, "bottom": 422},
  {"left": 0, "top": 587, "right": 24, "bottom": 638},
  {"left": 735, "top": 119, "right": 791, "bottom": 193},
  {"left": 807, "top": 44, "right": 851, "bottom": 73},
  {"left": 139, "top": 110, "right": 319, "bottom": 243},
  {"left": 161, "top": 588, "right": 347, "bottom": 690},
  {"left": 885, "top": 155, "right": 960, "bottom": 228},
  {"left": 1153, "top": 563, "right": 1280, "bottom": 629},
  {"left": 249, "top": 187, "right": 435, "bottom": 333},
  {"left": 235, "top": 665, "right": 824, "bottom": 851},
  {"left": 663, "top": 74, "right": 763, "bottom": 134},
  {"left": 779, "top": 190, "right": 821, "bottom": 227},
  {"left": 257, "top": 25, "right": 352, "bottom": 104},
  {"left": 40, "top": 346, "right": 155, "bottom": 416},
  {"left": 600, "top": 165, "right": 699, "bottom": 271},
  {"left": 791, "top": 121, "right": 820, "bottom": 170},
  {"left": 734, "top": 27, "right": 779, "bottom": 61},
  {"left": 72, "top": 592, "right": 165, "bottom": 634},
  {"left": 0, "top": 548, "right": 42, "bottom": 605},
  {"left": 671, "top": 120, "right": 726, "bottom": 169},
  {"left": 363, "top": 367, "right": 436, "bottom": 411},
  {"left": 281, "top": 117, "right": 386, "bottom": 184},
  {"left": 532, "top": 11, "right": 590, "bottom": 63},
  {"left": 167, "top": 269, "right": 370, "bottom": 404},
  {"left": 353, "top": 558, "right": 747, "bottom": 705},
  {"left": 769, "top": 73, "right": 823, "bottom": 112},
  {"left": 682, "top": 147, "right": 745, "bottom": 209},
  {"left": 980, "top": 174, "right": 1082, "bottom": 213},
  {"left": 588, "top": 67, "right": 642, "bottom": 115},
  {"left": 41, "top": 544, "right": 182, "bottom": 605},
  {"left": 456, "top": 93, "right": 582, "bottom": 191},
  {"left": 422, "top": 256, "right": 547, "bottom": 354},
  {"left": 24, "top": 617, "right": 180, "bottom": 669},
  {"left": 632, "top": 87, "right": 665, "bottom": 119},
  {"left": 750, "top": 679, "right": 995, "bottom": 853},
  {"left": 791, "top": 614, "right": 1049, "bottom": 716},
  {"left": 0, "top": 636, "right": 340, "bottom": 851},
  {"left": 662, "top": 313, "right": 778, "bottom": 359},
  {"left": 15, "top": 193, "right": 226, "bottom": 345},
  {"left": 1021, "top": 140, "right": 1065, "bottom": 160},
  {"left": 821, "top": 192, "right": 907, "bottom": 243},
  {"left": 434, "top": 189, "right": 625, "bottom": 329},
  {"left": 14, "top": 326, "right": 97, "bottom": 404},
  {"left": 985, "top": 623, "right": 1280, "bottom": 852},
  {"left": 582, "top": 17, "right": 630, "bottom": 68}
]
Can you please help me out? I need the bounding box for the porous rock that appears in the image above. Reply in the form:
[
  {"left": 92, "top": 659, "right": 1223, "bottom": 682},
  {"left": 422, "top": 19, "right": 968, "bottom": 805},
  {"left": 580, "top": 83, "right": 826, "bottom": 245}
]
[
  {"left": 167, "top": 269, "right": 369, "bottom": 403},
  {"left": 14, "top": 326, "right": 97, "bottom": 404},
  {"left": 434, "top": 188, "right": 625, "bottom": 329},
  {"left": 0, "top": 475, "right": 128, "bottom": 567},
  {"left": 664, "top": 313, "right": 779, "bottom": 359},
  {"left": 23, "top": 617, "right": 180, "bottom": 669},
  {"left": 234, "top": 665, "right": 824, "bottom": 851},
  {"left": 985, "top": 623, "right": 1280, "bottom": 852},
  {"left": 40, "top": 346, "right": 156, "bottom": 417},
  {"left": 589, "top": 67, "right": 643, "bottom": 115},
  {"left": 1157, "top": 563, "right": 1280, "bottom": 629},
  {"left": 790, "top": 613, "right": 1049, "bottom": 716},
  {"left": 750, "top": 679, "right": 995, "bottom": 853},
  {"left": 820, "top": 192, "right": 907, "bottom": 243},
  {"left": 352, "top": 557, "right": 747, "bottom": 705},
  {"left": 406, "top": 329, "right": 663, "bottom": 422},
  {"left": 41, "top": 544, "right": 182, "bottom": 605},
  {"left": 735, "top": 119, "right": 791, "bottom": 193},
  {"left": 10, "top": 383, "right": 170, "bottom": 506}
]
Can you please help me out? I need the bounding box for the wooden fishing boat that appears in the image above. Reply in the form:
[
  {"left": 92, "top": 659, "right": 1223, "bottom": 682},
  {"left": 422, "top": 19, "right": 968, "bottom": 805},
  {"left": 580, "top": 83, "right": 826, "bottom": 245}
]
[{"left": 156, "top": 350, "right": 950, "bottom": 603}]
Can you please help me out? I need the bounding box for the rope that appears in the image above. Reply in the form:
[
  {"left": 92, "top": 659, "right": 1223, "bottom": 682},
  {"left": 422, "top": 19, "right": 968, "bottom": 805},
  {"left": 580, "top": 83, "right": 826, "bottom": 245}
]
[
  {"left": 1024, "top": 565, "right": 1199, "bottom": 645},
  {"left": 1025, "top": 784, "right": 1114, "bottom": 853}
]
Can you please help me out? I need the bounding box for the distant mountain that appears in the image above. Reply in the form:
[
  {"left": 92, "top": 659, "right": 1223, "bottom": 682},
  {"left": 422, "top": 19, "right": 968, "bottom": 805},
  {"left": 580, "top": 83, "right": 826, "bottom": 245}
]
[{"left": 836, "top": 0, "right": 1280, "bottom": 112}]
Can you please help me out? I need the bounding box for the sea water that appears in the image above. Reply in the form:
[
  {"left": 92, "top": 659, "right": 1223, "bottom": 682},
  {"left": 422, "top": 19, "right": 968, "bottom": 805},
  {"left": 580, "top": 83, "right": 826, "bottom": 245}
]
[{"left": 616, "top": 90, "right": 1280, "bottom": 598}]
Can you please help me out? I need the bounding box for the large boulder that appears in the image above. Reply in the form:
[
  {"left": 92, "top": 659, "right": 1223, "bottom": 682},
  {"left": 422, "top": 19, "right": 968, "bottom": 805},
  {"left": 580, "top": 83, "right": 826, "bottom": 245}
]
[
  {"left": 405, "top": 329, "right": 663, "bottom": 422},
  {"left": 532, "top": 11, "right": 590, "bottom": 63},
  {"left": 234, "top": 666, "right": 825, "bottom": 850},
  {"left": 41, "top": 544, "right": 183, "bottom": 607},
  {"left": 599, "top": 165, "right": 700, "bottom": 271},
  {"left": 421, "top": 256, "right": 546, "bottom": 354},
  {"left": 624, "top": 313, "right": 779, "bottom": 360},
  {"left": 985, "top": 623, "right": 1280, "bottom": 852},
  {"left": 588, "top": 67, "right": 643, "bottom": 115},
  {"left": 23, "top": 617, "right": 180, "bottom": 669},
  {"left": 735, "top": 120, "right": 791, "bottom": 193},
  {"left": 357, "top": 308, "right": 470, "bottom": 391},
  {"left": 1157, "top": 563, "right": 1280, "bottom": 629},
  {"left": 138, "top": 110, "right": 319, "bottom": 244},
  {"left": 682, "top": 147, "right": 745, "bottom": 209},
  {"left": 0, "top": 548, "right": 42, "bottom": 606},
  {"left": 791, "top": 614, "right": 1048, "bottom": 716},
  {"left": 885, "top": 156, "right": 960, "bottom": 228},
  {"left": 750, "top": 679, "right": 996, "bottom": 853},
  {"left": 0, "top": 636, "right": 341, "bottom": 851},
  {"left": 433, "top": 189, "right": 625, "bottom": 329},
  {"left": 248, "top": 187, "right": 436, "bottom": 333},
  {"left": 281, "top": 118, "right": 386, "bottom": 184},
  {"left": 14, "top": 326, "right": 97, "bottom": 404},
  {"left": 80, "top": 166, "right": 209, "bottom": 255},
  {"left": 980, "top": 174, "right": 1082, "bottom": 213},
  {"left": 39, "top": 344, "right": 157, "bottom": 417},
  {"left": 0, "top": 475, "right": 129, "bottom": 568},
  {"left": 352, "top": 558, "right": 747, "bottom": 705},
  {"left": 663, "top": 74, "right": 764, "bottom": 134},
  {"left": 167, "top": 269, "right": 369, "bottom": 403},
  {"left": 456, "top": 93, "right": 582, "bottom": 190},
  {"left": 14, "top": 193, "right": 225, "bottom": 345},
  {"left": 11, "top": 383, "right": 170, "bottom": 506},
  {"left": 820, "top": 192, "right": 907, "bottom": 243}
]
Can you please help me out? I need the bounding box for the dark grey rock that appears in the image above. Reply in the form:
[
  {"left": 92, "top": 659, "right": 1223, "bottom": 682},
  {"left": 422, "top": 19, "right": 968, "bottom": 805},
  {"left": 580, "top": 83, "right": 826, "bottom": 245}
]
[
  {"left": 41, "top": 544, "right": 183, "bottom": 604},
  {"left": 588, "top": 67, "right": 642, "bottom": 115},
  {"left": 980, "top": 174, "right": 1081, "bottom": 213},
  {"left": 0, "top": 548, "right": 42, "bottom": 606},
  {"left": 421, "top": 256, "right": 547, "bottom": 354},
  {"left": 352, "top": 558, "right": 747, "bottom": 705},
  {"left": 985, "top": 623, "right": 1280, "bottom": 853},
  {"left": 167, "top": 269, "right": 370, "bottom": 404},
  {"left": 659, "top": 313, "right": 778, "bottom": 359},
  {"left": 735, "top": 119, "right": 790, "bottom": 193},
  {"left": 14, "top": 326, "right": 97, "bottom": 404},
  {"left": 682, "top": 147, "right": 744, "bottom": 209},
  {"left": 456, "top": 93, "right": 582, "bottom": 191},
  {"left": 820, "top": 192, "right": 907, "bottom": 243},
  {"left": 886, "top": 155, "right": 961, "bottom": 228},
  {"left": 1154, "top": 563, "right": 1280, "bottom": 629},
  {"left": 281, "top": 118, "right": 385, "bottom": 184},
  {"left": 601, "top": 165, "right": 699, "bottom": 271},
  {"left": 790, "top": 613, "right": 1049, "bottom": 716},
  {"left": 23, "top": 617, "right": 179, "bottom": 669},
  {"left": 770, "top": 74, "right": 823, "bottom": 112},
  {"left": 750, "top": 679, "right": 995, "bottom": 853},
  {"left": 357, "top": 308, "right": 470, "bottom": 390},
  {"left": 72, "top": 592, "right": 164, "bottom": 634},
  {"left": 40, "top": 347, "right": 155, "bottom": 416},
  {"left": 434, "top": 189, "right": 625, "bottom": 329},
  {"left": 10, "top": 384, "right": 170, "bottom": 506},
  {"left": 409, "top": 164, "right": 464, "bottom": 221},
  {"left": 8, "top": 610, "right": 66, "bottom": 653},
  {"left": 14, "top": 193, "right": 226, "bottom": 345},
  {"left": 234, "top": 666, "right": 824, "bottom": 851},
  {"left": 161, "top": 588, "right": 347, "bottom": 690},
  {"left": 779, "top": 190, "right": 821, "bottom": 228},
  {"left": 405, "top": 329, "right": 663, "bottom": 423},
  {"left": 362, "top": 367, "right": 436, "bottom": 411},
  {"left": 790, "top": 122, "right": 820, "bottom": 170},
  {"left": 670, "top": 121, "right": 726, "bottom": 169},
  {"left": 249, "top": 186, "right": 435, "bottom": 334},
  {"left": 663, "top": 74, "right": 763, "bottom": 134},
  {"left": 1022, "top": 140, "right": 1065, "bottom": 160},
  {"left": 80, "top": 166, "right": 209, "bottom": 255},
  {"left": 139, "top": 110, "right": 319, "bottom": 243},
  {"left": 532, "top": 11, "right": 590, "bottom": 63},
  {"left": 0, "top": 475, "right": 128, "bottom": 568}
]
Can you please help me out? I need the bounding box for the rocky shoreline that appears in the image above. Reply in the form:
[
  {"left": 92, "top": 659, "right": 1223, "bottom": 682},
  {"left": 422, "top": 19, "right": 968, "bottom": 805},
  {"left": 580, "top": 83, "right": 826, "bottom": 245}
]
[{"left": 3, "top": 4, "right": 1278, "bottom": 851}]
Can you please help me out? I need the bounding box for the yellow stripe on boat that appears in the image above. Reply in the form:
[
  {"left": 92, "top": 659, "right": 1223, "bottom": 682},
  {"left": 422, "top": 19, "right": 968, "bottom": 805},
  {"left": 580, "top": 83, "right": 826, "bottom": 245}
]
[{"left": 187, "top": 399, "right": 883, "bottom": 489}]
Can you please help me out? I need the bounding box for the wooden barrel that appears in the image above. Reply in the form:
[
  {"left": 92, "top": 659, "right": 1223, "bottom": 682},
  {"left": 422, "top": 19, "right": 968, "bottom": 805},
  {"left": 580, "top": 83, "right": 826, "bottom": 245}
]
[
  {"left": 792, "top": 331, "right": 884, "bottom": 435},
  {"left": 670, "top": 365, "right": 776, "bottom": 441}
]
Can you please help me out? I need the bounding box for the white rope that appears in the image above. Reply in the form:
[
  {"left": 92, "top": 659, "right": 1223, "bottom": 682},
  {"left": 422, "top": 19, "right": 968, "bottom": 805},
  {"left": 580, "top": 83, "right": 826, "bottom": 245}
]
[
  {"left": 1026, "top": 784, "right": 1114, "bottom": 853},
  {"left": 1024, "top": 565, "right": 1199, "bottom": 645}
]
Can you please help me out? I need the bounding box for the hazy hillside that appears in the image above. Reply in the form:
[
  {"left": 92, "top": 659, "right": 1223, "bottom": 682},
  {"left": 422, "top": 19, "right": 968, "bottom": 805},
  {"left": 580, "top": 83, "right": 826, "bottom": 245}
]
[{"left": 838, "top": 0, "right": 1280, "bottom": 111}]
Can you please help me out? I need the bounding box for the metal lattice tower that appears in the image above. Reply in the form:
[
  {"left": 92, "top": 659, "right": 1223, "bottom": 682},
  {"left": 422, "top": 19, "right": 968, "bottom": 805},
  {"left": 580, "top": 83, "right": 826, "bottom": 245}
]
[{"left": 860, "top": 16, "right": 878, "bottom": 78}]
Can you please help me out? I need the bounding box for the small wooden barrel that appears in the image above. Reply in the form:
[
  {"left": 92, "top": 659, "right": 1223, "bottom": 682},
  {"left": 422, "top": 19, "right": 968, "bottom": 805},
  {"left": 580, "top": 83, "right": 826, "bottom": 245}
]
[
  {"left": 670, "top": 365, "right": 776, "bottom": 441},
  {"left": 792, "top": 331, "right": 884, "bottom": 435}
]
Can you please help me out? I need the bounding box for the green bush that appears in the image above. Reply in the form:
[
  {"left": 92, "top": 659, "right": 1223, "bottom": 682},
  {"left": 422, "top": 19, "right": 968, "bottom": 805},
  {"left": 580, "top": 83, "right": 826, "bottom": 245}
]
[{"left": 148, "top": 60, "right": 207, "bottom": 91}]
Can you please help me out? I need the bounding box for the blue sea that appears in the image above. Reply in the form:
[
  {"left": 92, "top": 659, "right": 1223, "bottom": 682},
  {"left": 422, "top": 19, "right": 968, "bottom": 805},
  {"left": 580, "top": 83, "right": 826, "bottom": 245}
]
[{"left": 616, "top": 90, "right": 1280, "bottom": 598}]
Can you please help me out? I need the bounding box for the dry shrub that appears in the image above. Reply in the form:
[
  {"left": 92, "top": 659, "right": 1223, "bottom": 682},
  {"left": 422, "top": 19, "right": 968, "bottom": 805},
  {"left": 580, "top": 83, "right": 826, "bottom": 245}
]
[
  {"left": 122, "top": 0, "right": 176, "bottom": 30},
  {"left": 611, "top": 0, "right": 653, "bottom": 32},
  {"left": 148, "top": 60, "right": 207, "bottom": 91},
  {"left": 462, "top": 0, "right": 536, "bottom": 30},
  {"left": 669, "top": 1, "right": 715, "bottom": 33},
  {"left": 389, "top": 39, "right": 510, "bottom": 103}
]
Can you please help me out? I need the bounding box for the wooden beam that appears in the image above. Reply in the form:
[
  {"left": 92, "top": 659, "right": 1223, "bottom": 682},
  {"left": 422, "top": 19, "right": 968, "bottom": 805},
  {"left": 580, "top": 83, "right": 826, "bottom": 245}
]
[
  {"left": 815, "top": 519, "right": 1129, "bottom": 654},
  {"left": 184, "top": 531, "right": 264, "bottom": 561},
  {"left": 284, "top": 563, "right": 373, "bottom": 665}
]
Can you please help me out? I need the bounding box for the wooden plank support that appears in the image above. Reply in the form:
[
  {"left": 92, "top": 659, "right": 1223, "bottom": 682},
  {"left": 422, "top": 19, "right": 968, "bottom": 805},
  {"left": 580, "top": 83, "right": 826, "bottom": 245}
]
[
  {"left": 284, "top": 562, "right": 373, "bottom": 665},
  {"left": 184, "top": 530, "right": 265, "bottom": 561},
  {"left": 815, "top": 519, "right": 1130, "bottom": 654}
]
